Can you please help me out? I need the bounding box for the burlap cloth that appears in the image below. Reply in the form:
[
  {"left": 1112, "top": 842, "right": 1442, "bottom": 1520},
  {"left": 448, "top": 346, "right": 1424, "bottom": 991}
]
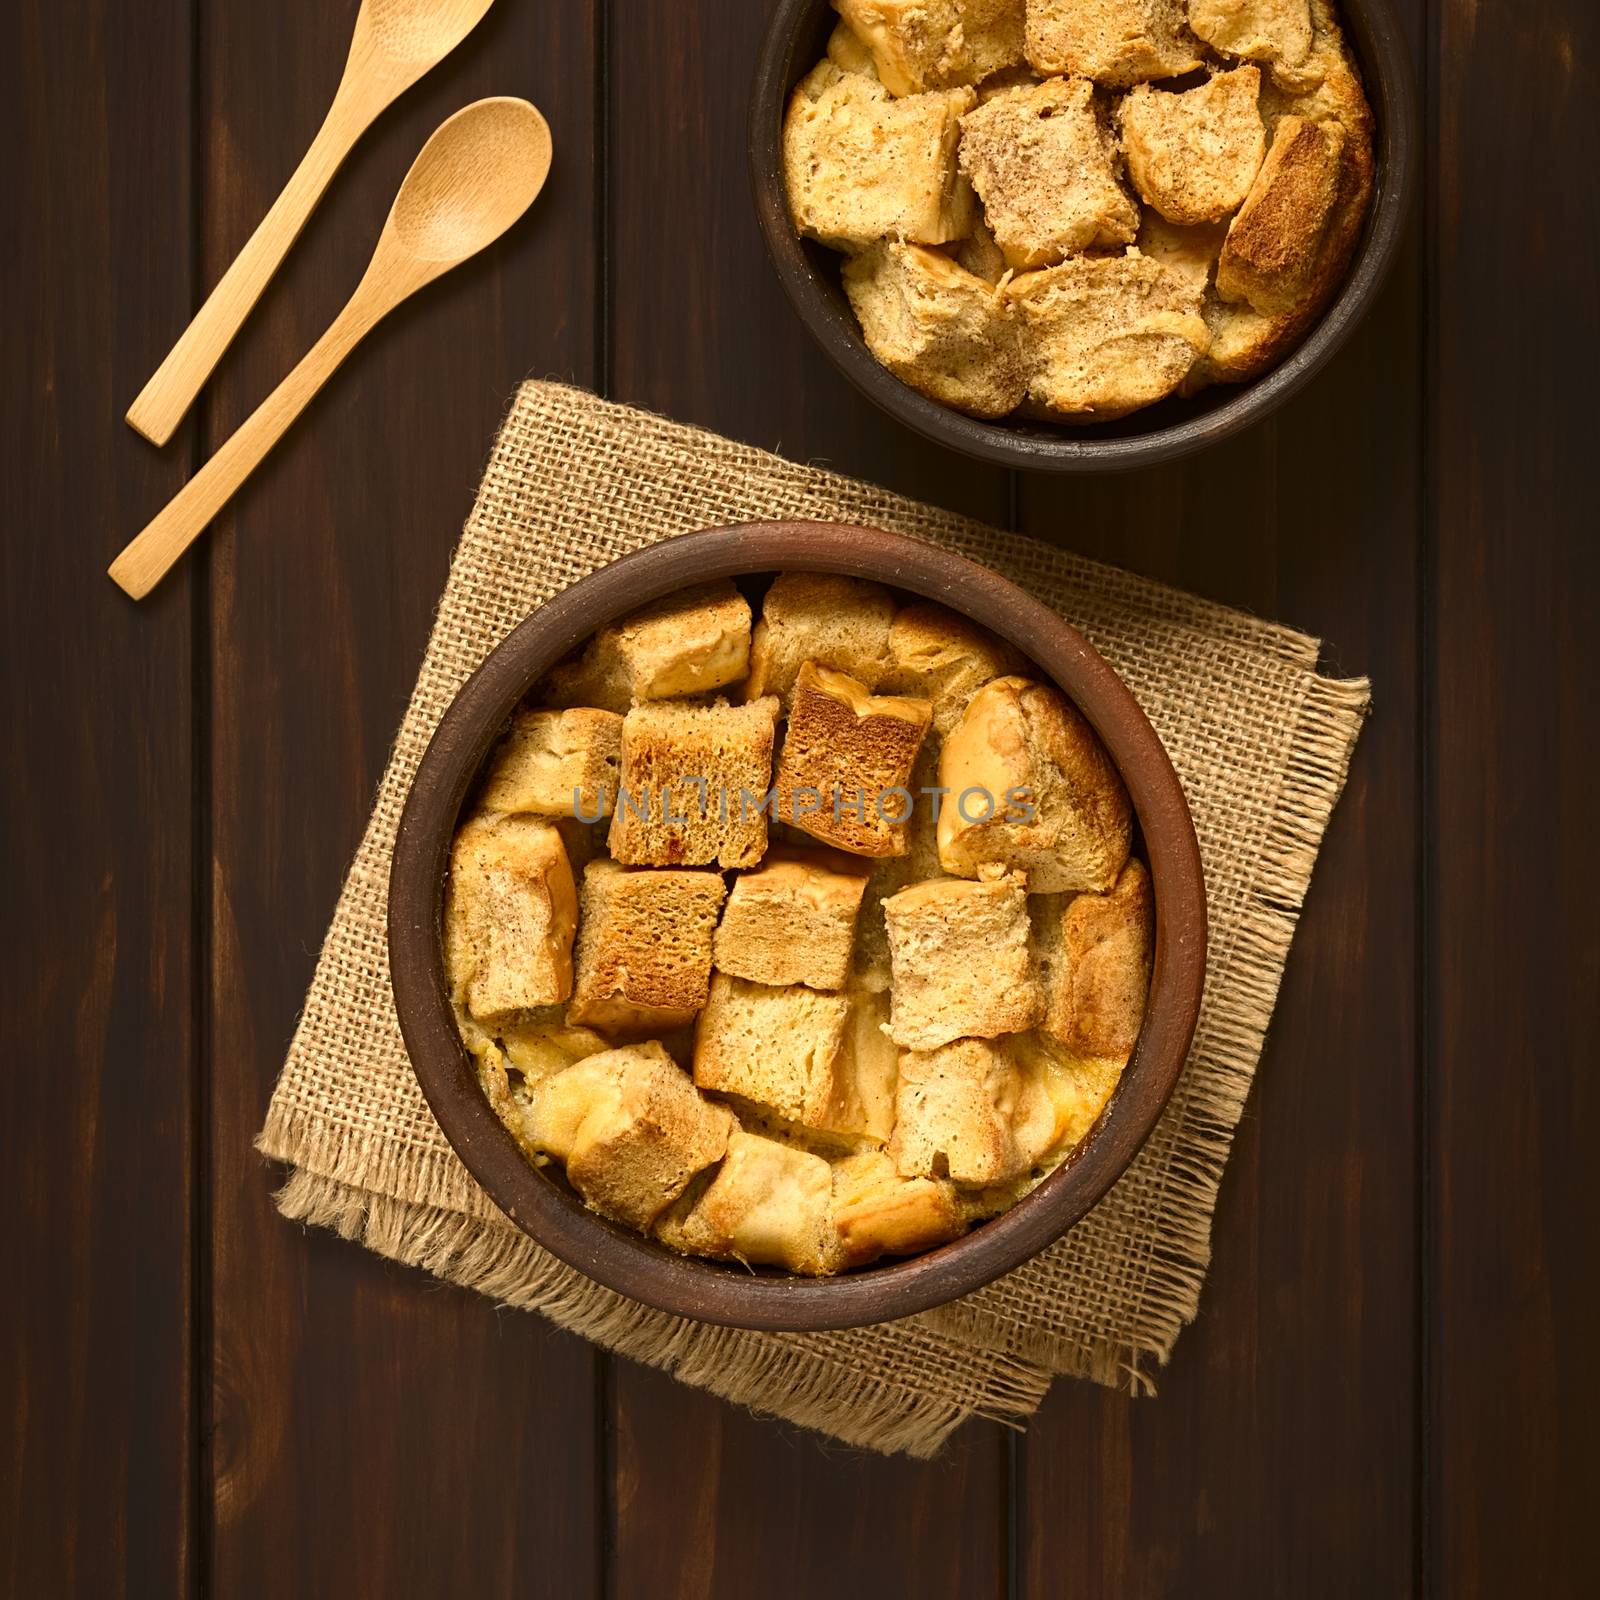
[{"left": 258, "top": 381, "right": 1370, "bottom": 1458}]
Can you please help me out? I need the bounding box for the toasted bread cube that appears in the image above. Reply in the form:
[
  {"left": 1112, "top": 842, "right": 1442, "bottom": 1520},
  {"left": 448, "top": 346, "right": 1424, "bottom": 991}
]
[
  {"left": 883, "top": 873, "right": 1042, "bottom": 1048},
  {"left": 1121, "top": 68, "right": 1266, "bottom": 226},
  {"left": 938, "top": 675, "right": 1132, "bottom": 892},
  {"left": 444, "top": 814, "right": 578, "bottom": 1020},
  {"left": 479, "top": 706, "right": 623, "bottom": 819},
  {"left": 958, "top": 77, "right": 1138, "bottom": 269},
  {"left": 776, "top": 662, "right": 934, "bottom": 857},
  {"left": 783, "top": 61, "right": 976, "bottom": 251},
  {"left": 1189, "top": 0, "right": 1312, "bottom": 69},
  {"left": 826, "top": 17, "right": 879, "bottom": 76},
  {"left": 693, "top": 972, "right": 853, "bottom": 1127},
  {"left": 568, "top": 861, "right": 726, "bottom": 1032},
  {"left": 542, "top": 580, "right": 752, "bottom": 712},
  {"left": 843, "top": 242, "right": 1026, "bottom": 419},
  {"left": 839, "top": 987, "right": 901, "bottom": 1142},
  {"left": 1259, "top": 1, "right": 1370, "bottom": 124},
  {"left": 831, "top": 1149, "right": 966, "bottom": 1267},
  {"left": 878, "top": 601, "right": 1025, "bottom": 734},
  {"left": 526, "top": 1042, "right": 734, "bottom": 1229},
  {"left": 1135, "top": 211, "right": 1229, "bottom": 294},
  {"left": 656, "top": 1130, "right": 838, "bottom": 1276},
  {"left": 1034, "top": 857, "right": 1153, "bottom": 1057},
  {"left": 1216, "top": 114, "right": 1346, "bottom": 316},
  {"left": 833, "top": 0, "right": 1025, "bottom": 95},
  {"left": 1024, "top": 0, "right": 1201, "bottom": 86},
  {"left": 714, "top": 847, "right": 871, "bottom": 990},
  {"left": 746, "top": 572, "right": 898, "bottom": 708},
  {"left": 608, "top": 697, "right": 780, "bottom": 869},
  {"left": 1005, "top": 252, "right": 1209, "bottom": 420},
  {"left": 888, "top": 1036, "right": 1057, "bottom": 1186}
]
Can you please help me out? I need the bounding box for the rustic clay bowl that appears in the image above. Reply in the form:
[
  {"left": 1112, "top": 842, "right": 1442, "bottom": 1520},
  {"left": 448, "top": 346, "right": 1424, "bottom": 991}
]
[
  {"left": 389, "top": 522, "right": 1206, "bottom": 1331},
  {"left": 749, "top": 0, "right": 1417, "bottom": 472}
]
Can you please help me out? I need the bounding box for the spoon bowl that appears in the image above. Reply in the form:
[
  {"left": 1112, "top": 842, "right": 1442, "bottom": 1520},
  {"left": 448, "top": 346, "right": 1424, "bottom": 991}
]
[{"left": 386, "top": 98, "right": 553, "bottom": 267}]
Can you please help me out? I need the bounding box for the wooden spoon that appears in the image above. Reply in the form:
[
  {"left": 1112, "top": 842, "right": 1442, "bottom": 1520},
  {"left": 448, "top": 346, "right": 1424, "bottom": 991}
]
[
  {"left": 124, "top": 0, "right": 498, "bottom": 447},
  {"left": 109, "top": 97, "right": 551, "bottom": 600}
]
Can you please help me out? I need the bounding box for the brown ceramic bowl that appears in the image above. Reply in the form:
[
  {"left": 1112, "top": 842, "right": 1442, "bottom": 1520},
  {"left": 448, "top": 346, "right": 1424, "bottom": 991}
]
[
  {"left": 389, "top": 522, "right": 1206, "bottom": 1331},
  {"left": 749, "top": 0, "right": 1417, "bottom": 472}
]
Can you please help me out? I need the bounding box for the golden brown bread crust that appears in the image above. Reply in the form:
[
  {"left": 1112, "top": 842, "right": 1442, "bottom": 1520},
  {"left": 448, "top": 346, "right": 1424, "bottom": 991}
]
[
  {"left": 883, "top": 872, "right": 1042, "bottom": 1048},
  {"left": 1188, "top": 0, "right": 1313, "bottom": 67},
  {"left": 1120, "top": 67, "right": 1266, "bottom": 227},
  {"left": 937, "top": 675, "right": 1133, "bottom": 891},
  {"left": 745, "top": 571, "right": 897, "bottom": 707},
  {"left": 608, "top": 697, "right": 780, "bottom": 869},
  {"left": 831, "top": 1149, "right": 965, "bottom": 1266},
  {"left": 1036, "top": 857, "right": 1154, "bottom": 1057},
  {"left": 568, "top": 861, "right": 726, "bottom": 1032},
  {"left": 1216, "top": 114, "right": 1346, "bottom": 316},
  {"left": 958, "top": 76, "right": 1139, "bottom": 269},
  {"left": 444, "top": 813, "right": 578, "bottom": 1020},
  {"left": 842, "top": 242, "right": 1027, "bottom": 419},
  {"left": 478, "top": 706, "right": 623, "bottom": 819},
  {"left": 1024, "top": 0, "right": 1202, "bottom": 86},
  {"left": 776, "top": 661, "right": 934, "bottom": 856},
  {"left": 833, "top": 0, "right": 1025, "bottom": 96},
  {"left": 783, "top": 61, "right": 975, "bottom": 251},
  {"left": 878, "top": 601, "right": 1025, "bottom": 734},
  {"left": 712, "top": 846, "right": 871, "bottom": 991}
]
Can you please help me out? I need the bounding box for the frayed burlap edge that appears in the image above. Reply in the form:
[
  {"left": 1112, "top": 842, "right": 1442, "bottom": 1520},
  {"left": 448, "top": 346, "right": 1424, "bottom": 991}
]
[
  {"left": 267, "top": 1147, "right": 1051, "bottom": 1458},
  {"left": 921, "top": 670, "right": 1371, "bottom": 1385}
]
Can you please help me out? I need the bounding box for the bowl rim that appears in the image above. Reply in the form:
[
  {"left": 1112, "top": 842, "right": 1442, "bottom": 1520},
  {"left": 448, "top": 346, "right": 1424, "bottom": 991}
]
[
  {"left": 747, "top": 0, "right": 1418, "bottom": 473},
  {"left": 388, "top": 521, "right": 1207, "bottom": 1331}
]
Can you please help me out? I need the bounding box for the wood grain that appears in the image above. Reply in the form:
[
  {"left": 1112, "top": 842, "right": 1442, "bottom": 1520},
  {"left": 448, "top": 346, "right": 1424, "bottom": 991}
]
[
  {"left": 196, "top": 0, "right": 602, "bottom": 1592},
  {"left": 1429, "top": 1, "right": 1600, "bottom": 1593},
  {"left": 0, "top": 2, "right": 197, "bottom": 1593}
]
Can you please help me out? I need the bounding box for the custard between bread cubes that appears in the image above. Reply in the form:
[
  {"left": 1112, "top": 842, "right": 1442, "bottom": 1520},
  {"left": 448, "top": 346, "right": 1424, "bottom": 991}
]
[
  {"left": 783, "top": 0, "right": 1375, "bottom": 422},
  {"left": 445, "top": 574, "right": 1154, "bottom": 1277}
]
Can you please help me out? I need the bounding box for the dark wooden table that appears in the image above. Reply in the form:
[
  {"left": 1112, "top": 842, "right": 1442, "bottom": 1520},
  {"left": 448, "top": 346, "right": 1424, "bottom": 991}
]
[{"left": 4, "top": 2, "right": 1595, "bottom": 1594}]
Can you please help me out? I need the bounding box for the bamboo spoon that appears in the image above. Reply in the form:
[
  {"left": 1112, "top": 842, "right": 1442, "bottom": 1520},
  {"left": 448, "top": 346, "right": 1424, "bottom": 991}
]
[
  {"left": 124, "top": 0, "right": 498, "bottom": 447},
  {"left": 109, "top": 98, "right": 552, "bottom": 601}
]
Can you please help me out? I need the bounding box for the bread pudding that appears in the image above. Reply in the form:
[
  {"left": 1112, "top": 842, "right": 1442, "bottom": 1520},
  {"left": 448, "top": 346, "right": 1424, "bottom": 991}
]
[
  {"left": 446, "top": 575, "right": 1155, "bottom": 1276},
  {"left": 782, "top": 0, "right": 1374, "bottom": 422}
]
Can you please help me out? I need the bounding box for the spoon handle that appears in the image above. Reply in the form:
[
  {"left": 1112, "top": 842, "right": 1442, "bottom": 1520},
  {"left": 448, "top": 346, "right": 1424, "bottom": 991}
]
[
  {"left": 124, "top": 89, "right": 377, "bottom": 448},
  {"left": 109, "top": 291, "right": 385, "bottom": 599}
]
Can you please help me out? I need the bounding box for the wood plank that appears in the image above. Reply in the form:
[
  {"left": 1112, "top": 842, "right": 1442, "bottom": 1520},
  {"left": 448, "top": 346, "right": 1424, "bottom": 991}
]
[
  {"left": 0, "top": 2, "right": 197, "bottom": 1593},
  {"left": 1015, "top": 5, "right": 1427, "bottom": 1585},
  {"left": 1429, "top": 1, "right": 1600, "bottom": 1592},
  {"left": 603, "top": 1, "right": 1011, "bottom": 1588},
  {"left": 197, "top": 1, "right": 604, "bottom": 1592}
]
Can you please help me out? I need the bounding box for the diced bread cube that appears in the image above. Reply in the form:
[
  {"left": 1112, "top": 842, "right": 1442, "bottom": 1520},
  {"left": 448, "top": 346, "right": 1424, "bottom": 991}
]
[
  {"left": 1259, "top": 1, "right": 1369, "bottom": 127},
  {"left": 542, "top": 580, "right": 752, "bottom": 712},
  {"left": 838, "top": 987, "right": 901, "bottom": 1142},
  {"left": 843, "top": 242, "right": 1027, "bottom": 419},
  {"left": 655, "top": 1130, "right": 838, "bottom": 1276},
  {"left": 478, "top": 706, "right": 623, "bottom": 819},
  {"left": 938, "top": 675, "right": 1132, "bottom": 891},
  {"left": 957, "top": 77, "right": 1139, "bottom": 269},
  {"left": 525, "top": 1042, "right": 734, "bottom": 1229},
  {"left": 878, "top": 601, "right": 1024, "bottom": 733},
  {"left": 1005, "top": 252, "right": 1209, "bottom": 420},
  {"left": 833, "top": 0, "right": 1025, "bottom": 96},
  {"left": 883, "top": 873, "right": 1042, "bottom": 1048},
  {"left": 713, "top": 847, "right": 871, "bottom": 991},
  {"left": 746, "top": 571, "right": 897, "bottom": 708},
  {"left": 776, "top": 661, "right": 934, "bottom": 857},
  {"left": 1215, "top": 114, "right": 1347, "bottom": 316},
  {"left": 888, "top": 1035, "right": 1057, "bottom": 1186},
  {"left": 568, "top": 861, "right": 726, "bottom": 1032},
  {"left": 1024, "top": 0, "right": 1202, "bottom": 87},
  {"left": 831, "top": 1149, "right": 966, "bottom": 1267},
  {"left": 1121, "top": 68, "right": 1266, "bottom": 226},
  {"left": 1188, "top": 0, "right": 1313, "bottom": 69},
  {"left": 783, "top": 61, "right": 976, "bottom": 251},
  {"left": 444, "top": 814, "right": 578, "bottom": 1021},
  {"left": 1034, "top": 857, "right": 1154, "bottom": 1058},
  {"left": 608, "top": 697, "right": 780, "bottom": 869},
  {"left": 692, "top": 973, "right": 853, "bottom": 1130}
]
